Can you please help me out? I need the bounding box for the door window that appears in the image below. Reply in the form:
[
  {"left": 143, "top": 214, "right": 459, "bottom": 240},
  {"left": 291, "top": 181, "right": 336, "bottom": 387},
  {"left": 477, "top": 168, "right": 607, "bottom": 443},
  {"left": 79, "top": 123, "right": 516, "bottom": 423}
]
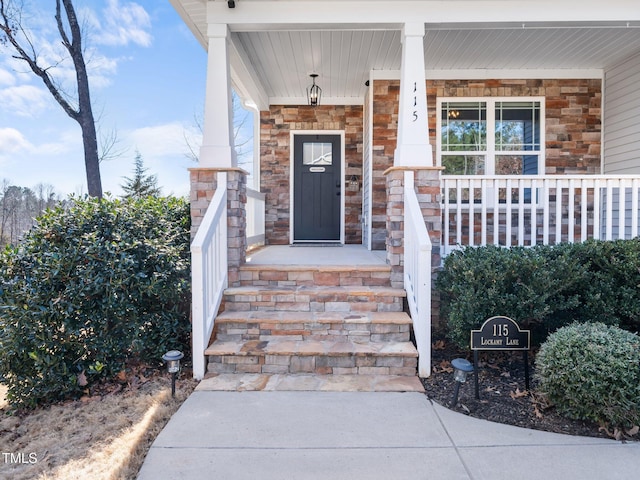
[{"left": 303, "top": 142, "right": 333, "bottom": 165}]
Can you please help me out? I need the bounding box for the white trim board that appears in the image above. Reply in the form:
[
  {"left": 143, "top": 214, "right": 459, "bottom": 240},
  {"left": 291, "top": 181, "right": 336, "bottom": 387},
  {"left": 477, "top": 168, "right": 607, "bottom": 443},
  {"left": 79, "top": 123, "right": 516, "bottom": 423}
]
[{"left": 371, "top": 69, "right": 604, "bottom": 80}]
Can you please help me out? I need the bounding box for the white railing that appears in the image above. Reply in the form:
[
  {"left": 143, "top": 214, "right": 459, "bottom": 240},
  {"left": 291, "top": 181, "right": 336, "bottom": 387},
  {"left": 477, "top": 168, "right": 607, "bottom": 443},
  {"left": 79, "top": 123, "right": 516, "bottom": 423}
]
[
  {"left": 191, "top": 172, "right": 228, "bottom": 380},
  {"left": 403, "top": 171, "right": 432, "bottom": 378},
  {"left": 442, "top": 175, "right": 640, "bottom": 257},
  {"left": 246, "top": 188, "right": 266, "bottom": 247}
]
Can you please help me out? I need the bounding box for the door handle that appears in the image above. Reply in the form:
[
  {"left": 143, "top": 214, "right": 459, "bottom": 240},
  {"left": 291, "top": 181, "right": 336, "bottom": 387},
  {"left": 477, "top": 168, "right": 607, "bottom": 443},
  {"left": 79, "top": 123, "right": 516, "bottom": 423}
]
[{"left": 336, "top": 191, "right": 341, "bottom": 196}]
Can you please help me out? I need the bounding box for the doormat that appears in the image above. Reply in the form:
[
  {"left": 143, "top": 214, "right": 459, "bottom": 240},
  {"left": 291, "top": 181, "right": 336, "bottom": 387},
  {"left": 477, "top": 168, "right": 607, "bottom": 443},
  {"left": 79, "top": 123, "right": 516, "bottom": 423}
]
[{"left": 290, "top": 243, "right": 343, "bottom": 247}]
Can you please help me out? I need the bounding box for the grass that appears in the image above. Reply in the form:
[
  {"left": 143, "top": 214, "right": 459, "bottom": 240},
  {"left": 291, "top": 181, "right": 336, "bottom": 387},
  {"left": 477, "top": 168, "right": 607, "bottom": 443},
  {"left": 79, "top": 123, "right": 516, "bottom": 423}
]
[{"left": 0, "top": 371, "right": 197, "bottom": 479}]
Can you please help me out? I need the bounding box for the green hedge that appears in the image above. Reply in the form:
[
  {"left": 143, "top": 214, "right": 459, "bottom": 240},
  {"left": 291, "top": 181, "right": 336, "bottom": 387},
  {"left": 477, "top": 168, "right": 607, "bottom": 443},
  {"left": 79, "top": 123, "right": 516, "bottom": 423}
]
[
  {"left": 536, "top": 322, "right": 640, "bottom": 429},
  {"left": 0, "top": 196, "right": 191, "bottom": 409},
  {"left": 437, "top": 239, "right": 640, "bottom": 349}
]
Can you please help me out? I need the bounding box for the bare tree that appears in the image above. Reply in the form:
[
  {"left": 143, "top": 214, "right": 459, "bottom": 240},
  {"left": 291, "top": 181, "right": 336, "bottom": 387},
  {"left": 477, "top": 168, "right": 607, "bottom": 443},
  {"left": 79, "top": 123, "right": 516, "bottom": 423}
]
[
  {"left": 185, "top": 91, "right": 254, "bottom": 171},
  {"left": 0, "top": 0, "right": 103, "bottom": 197},
  {"left": 0, "top": 179, "right": 61, "bottom": 247},
  {"left": 0, "top": 179, "right": 11, "bottom": 245},
  {"left": 0, "top": 184, "right": 32, "bottom": 245},
  {"left": 33, "top": 182, "right": 59, "bottom": 213},
  {"left": 98, "top": 126, "right": 127, "bottom": 163}
]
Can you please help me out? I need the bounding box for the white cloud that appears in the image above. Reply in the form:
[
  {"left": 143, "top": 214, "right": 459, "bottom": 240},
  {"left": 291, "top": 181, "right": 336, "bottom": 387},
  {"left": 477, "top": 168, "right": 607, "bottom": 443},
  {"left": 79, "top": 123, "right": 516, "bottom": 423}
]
[
  {"left": 0, "top": 85, "right": 51, "bottom": 117},
  {"left": 0, "top": 126, "right": 77, "bottom": 163},
  {"left": 0, "top": 69, "right": 16, "bottom": 87},
  {"left": 0, "top": 128, "right": 34, "bottom": 158},
  {"left": 0, "top": 10, "right": 94, "bottom": 100},
  {"left": 33, "top": 130, "right": 79, "bottom": 157},
  {"left": 114, "top": 122, "right": 200, "bottom": 196},
  {"left": 127, "top": 122, "right": 200, "bottom": 159},
  {"left": 93, "top": 0, "right": 152, "bottom": 47},
  {"left": 1, "top": 1, "right": 151, "bottom": 99},
  {"left": 83, "top": 49, "right": 119, "bottom": 89}
]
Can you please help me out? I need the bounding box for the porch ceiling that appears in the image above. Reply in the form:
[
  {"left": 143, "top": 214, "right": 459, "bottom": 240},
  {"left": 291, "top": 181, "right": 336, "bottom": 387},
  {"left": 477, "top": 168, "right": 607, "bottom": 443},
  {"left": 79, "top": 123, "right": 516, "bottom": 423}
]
[
  {"left": 235, "top": 27, "right": 640, "bottom": 105},
  {"left": 170, "top": 1, "right": 640, "bottom": 108}
]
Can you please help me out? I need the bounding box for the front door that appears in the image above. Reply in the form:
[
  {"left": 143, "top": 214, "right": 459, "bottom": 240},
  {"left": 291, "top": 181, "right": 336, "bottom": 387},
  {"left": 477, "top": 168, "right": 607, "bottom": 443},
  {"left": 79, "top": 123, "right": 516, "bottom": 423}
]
[{"left": 293, "top": 134, "right": 342, "bottom": 242}]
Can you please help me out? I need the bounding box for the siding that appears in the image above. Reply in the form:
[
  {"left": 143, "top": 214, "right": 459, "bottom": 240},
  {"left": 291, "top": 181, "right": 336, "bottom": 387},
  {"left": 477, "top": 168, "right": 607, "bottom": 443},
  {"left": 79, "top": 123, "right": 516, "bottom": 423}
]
[
  {"left": 259, "top": 105, "right": 363, "bottom": 245},
  {"left": 603, "top": 52, "right": 640, "bottom": 174},
  {"left": 600, "top": 187, "right": 640, "bottom": 239},
  {"left": 362, "top": 85, "right": 372, "bottom": 249}
]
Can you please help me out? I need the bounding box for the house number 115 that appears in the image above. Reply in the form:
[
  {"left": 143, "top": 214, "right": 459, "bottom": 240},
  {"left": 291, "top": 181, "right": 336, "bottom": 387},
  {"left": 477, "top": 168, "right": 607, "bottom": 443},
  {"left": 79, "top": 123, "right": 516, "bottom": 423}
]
[
  {"left": 412, "top": 82, "right": 418, "bottom": 122},
  {"left": 493, "top": 324, "right": 509, "bottom": 336}
]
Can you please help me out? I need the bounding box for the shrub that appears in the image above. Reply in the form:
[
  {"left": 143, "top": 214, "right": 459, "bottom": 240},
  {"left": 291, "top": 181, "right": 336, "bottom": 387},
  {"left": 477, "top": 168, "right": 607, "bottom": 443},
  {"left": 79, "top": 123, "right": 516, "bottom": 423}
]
[
  {"left": 0, "top": 196, "right": 191, "bottom": 409},
  {"left": 436, "top": 239, "right": 640, "bottom": 349},
  {"left": 536, "top": 322, "right": 640, "bottom": 429},
  {"left": 567, "top": 239, "right": 640, "bottom": 332},
  {"left": 436, "top": 244, "right": 589, "bottom": 348}
]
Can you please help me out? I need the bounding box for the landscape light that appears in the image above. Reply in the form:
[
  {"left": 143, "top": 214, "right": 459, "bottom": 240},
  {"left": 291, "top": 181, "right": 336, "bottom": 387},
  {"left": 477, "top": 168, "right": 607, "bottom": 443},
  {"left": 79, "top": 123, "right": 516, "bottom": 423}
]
[
  {"left": 451, "top": 357, "right": 474, "bottom": 406},
  {"left": 162, "top": 350, "right": 184, "bottom": 397}
]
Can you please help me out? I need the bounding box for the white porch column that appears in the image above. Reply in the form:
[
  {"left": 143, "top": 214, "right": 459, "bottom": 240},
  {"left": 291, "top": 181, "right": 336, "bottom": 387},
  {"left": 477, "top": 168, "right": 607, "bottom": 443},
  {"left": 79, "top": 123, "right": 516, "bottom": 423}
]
[
  {"left": 200, "top": 24, "right": 236, "bottom": 168},
  {"left": 394, "top": 22, "right": 432, "bottom": 167}
]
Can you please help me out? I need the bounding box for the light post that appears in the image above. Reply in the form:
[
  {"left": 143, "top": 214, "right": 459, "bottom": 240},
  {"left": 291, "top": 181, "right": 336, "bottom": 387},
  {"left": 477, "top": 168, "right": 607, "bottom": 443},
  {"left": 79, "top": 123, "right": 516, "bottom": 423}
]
[
  {"left": 451, "top": 358, "right": 474, "bottom": 406},
  {"left": 162, "top": 350, "right": 184, "bottom": 398}
]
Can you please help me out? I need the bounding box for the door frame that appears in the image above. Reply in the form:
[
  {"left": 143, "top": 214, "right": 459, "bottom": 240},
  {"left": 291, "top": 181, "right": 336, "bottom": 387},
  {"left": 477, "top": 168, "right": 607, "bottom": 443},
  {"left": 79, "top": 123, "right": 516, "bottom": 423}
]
[{"left": 290, "top": 130, "right": 346, "bottom": 244}]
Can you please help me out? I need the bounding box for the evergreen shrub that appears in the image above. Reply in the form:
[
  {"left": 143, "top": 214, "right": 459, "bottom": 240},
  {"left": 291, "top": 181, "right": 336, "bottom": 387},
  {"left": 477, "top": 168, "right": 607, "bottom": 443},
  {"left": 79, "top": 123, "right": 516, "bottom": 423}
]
[
  {"left": 536, "top": 322, "right": 640, "bottom": 429},
  {"left": 436, "top": 239, "right": 640, "bottom": 349},
  {"left": 0, "top": 196, "right": 191, "bottom": 409}
]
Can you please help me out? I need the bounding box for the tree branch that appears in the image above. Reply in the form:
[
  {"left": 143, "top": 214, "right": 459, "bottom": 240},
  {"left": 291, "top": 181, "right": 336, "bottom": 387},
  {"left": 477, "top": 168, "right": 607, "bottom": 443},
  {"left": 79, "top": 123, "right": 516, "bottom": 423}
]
[
  {"left": 1, "top": 0, "right": 79, "bottom": 120},
  {"left": 0, "top": 0, "right": 102, "bottom": 197}
]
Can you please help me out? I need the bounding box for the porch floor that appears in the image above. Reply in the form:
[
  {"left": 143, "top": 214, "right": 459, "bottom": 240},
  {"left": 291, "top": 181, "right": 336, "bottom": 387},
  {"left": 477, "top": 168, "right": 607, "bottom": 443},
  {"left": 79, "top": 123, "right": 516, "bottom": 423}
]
[{"left": 246, "top": 245, "right": 387, "bottom": 266}]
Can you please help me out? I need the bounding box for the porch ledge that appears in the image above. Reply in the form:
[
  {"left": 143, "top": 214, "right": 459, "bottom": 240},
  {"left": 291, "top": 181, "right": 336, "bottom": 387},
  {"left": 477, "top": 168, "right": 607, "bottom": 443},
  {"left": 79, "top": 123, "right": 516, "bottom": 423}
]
[
  {"left": 240, "top": 264, "right": 391, "bottom": 272},
  {"left": 383, "top": 165, "right": 445, "bottom": 176},
  {"left": 188, "top": 167, "right": 250, "bottom": 175}
]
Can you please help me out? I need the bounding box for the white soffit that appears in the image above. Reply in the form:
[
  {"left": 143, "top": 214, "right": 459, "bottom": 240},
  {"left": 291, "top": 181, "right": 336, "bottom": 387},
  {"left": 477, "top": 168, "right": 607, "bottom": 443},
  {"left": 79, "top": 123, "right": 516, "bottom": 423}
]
[
  {"left": 234, "top": 27, "right": 640, "bottom": 105},
  {"left": 170, "top": 1, "right": 640, "bottom": 107}
]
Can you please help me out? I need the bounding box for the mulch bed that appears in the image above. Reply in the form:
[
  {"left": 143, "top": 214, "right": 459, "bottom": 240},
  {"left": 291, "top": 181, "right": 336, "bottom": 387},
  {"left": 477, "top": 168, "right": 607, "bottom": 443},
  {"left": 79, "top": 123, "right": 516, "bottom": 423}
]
[{"left": 421, "top": 337, "right": 634, "bottom": 440}]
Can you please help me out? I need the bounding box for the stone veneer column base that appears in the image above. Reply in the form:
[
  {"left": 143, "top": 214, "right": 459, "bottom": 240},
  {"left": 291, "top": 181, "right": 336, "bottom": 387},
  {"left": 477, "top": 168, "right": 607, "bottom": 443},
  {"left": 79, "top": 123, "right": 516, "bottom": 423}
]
[
  {"left": 190, "top": 168, "right": 248, "bottom": 287},
  {"left": 384, "top": 166, "right": 443, "bottom": 325}
]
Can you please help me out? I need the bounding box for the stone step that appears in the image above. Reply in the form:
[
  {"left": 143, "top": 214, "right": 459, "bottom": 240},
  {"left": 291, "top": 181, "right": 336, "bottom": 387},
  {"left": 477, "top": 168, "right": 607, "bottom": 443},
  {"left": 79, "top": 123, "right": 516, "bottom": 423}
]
[
  {"left": 205, "top": 338, "right": 418, "bottom": 376},
  {"left": 197, "top": 373, "right": 425, "bottom": 392},
  {"left": 223, "top": 285, "right": 405, "bottom": 313},
  {"left": 214, "top": 311, "right": 412, "bottom": 343},
  {"left": 239, "top": 264, "right": 392, "bottom": 287}
]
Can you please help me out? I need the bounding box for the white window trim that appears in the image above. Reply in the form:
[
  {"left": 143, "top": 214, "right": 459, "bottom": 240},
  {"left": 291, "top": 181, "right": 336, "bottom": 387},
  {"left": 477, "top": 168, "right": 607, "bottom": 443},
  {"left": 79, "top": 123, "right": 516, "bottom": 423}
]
[{"left": 436, "top": 97, "right": 546, "bottom": 176}]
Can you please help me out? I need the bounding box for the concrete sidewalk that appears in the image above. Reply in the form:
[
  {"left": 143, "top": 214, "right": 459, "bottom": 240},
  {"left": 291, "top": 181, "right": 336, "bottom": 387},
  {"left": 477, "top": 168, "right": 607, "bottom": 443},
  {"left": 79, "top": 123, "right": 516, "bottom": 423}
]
[{"left": 137, "top": 391, "right": 640, "bottom": 480}]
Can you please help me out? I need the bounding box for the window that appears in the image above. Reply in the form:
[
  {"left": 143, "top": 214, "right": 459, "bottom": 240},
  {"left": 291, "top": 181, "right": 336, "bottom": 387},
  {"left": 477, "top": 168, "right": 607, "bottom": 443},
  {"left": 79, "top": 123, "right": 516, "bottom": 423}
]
[
  {"left": 438, "top": 98, "right": 543, "bottom": 175},
  {"left": 303, "top": 142, "right": 333, "bottom": 165}
]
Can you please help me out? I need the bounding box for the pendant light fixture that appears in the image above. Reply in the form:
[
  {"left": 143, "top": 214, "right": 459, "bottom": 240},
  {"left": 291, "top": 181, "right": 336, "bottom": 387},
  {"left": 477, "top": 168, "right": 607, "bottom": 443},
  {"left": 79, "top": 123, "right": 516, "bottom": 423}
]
[{"left": 307, "top": 74, "right": 322, "bottom": 107}]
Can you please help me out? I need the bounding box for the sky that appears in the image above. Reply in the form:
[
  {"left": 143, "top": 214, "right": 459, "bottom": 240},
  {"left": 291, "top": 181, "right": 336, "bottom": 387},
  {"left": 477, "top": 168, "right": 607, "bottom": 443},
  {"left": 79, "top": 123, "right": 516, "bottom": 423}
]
[{"left": 0, "top": 0, "right": 215, "bottom": 198}]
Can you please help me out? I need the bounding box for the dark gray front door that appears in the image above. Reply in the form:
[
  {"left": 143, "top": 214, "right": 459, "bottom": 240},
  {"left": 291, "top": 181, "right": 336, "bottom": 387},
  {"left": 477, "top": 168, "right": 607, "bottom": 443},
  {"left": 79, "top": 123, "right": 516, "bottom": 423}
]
[{"left": 293, "top": 134, "right": 341, "bottom": 241}]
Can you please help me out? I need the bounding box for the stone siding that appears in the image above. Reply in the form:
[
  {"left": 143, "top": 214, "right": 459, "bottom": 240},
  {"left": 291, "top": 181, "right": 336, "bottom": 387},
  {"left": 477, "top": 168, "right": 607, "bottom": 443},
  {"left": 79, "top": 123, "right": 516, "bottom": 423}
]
[
  {"left": 371, "top": 78, "right": 602, "bottom": 248},
  {"left": 260, "top": 105, "right": 364, "bottom": 245},
  {"left": 189, "top": 168, "right": 247, "bottom": 287},
  {"left": 371, "top": 82, "right": 401, "bottom": 249},
  {"left": 384, "top": 167, "right": 442, "bottom": 325},
  {"left": 190, "top": 168, "right": 218, "bottom": 240},
  {"left": 427, "top": 79, "right": 602, "bottom": 174}
]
